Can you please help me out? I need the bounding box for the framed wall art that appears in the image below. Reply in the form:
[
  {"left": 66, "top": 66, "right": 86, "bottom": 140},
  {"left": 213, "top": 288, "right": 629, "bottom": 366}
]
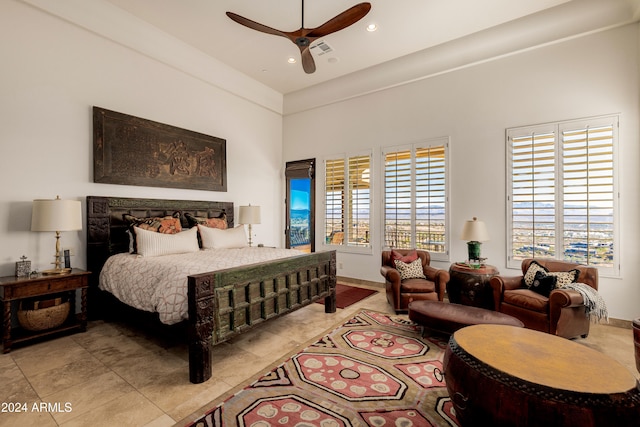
[{"left": 93, "top": 107, "right": 227, "bottom": 192}]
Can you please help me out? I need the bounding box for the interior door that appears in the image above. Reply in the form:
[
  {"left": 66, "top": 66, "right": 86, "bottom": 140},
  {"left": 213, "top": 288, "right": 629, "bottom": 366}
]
[{"left": 285, "top": 159, "right": 315, "bottom": 252}]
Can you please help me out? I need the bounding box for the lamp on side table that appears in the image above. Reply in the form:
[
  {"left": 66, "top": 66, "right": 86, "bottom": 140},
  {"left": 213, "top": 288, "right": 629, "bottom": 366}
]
[
  {"left": 239, "top": 204, "right": 261, "bottom": 247},
  {"left": 31, "top": 196, "right": 82, "bottom": 275}
]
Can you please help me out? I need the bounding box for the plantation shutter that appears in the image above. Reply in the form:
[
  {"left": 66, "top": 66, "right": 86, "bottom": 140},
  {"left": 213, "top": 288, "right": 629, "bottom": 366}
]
[
  {"left": 509, "top": 130, "right": 557, "bottom": 261},
  {"left": 347, "top": 155, "right": 371, "bottom": 246},
  {"left": 507, "top": 115, "right": 618, "bottom": 274},
  {"left": 325, "top": 158, "right": 344, "bottom": 244},
  {"left": 416, "top": 145, "right": 446, "bottom": 253},
  {"left": 383, "top": 139, "right": 448, "bottom": 259},
  {"left": 384, "top": 149, "right": 412, "bottom": 248},
  {"left": 561, "top": 123, "right": 615, "bottom": 267}
]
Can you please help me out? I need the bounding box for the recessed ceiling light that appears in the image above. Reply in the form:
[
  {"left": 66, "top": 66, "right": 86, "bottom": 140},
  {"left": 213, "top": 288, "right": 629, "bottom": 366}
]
[
  {"left": 366, "top": 23, "right": 377, "bottom": 32},
  {"left": 287, "top": 57, "right": 297, "bottom": 64}
]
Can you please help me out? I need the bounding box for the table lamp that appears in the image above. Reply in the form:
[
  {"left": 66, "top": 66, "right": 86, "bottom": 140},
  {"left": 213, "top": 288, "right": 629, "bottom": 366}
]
[
  {"left": 460, "top": 217, "right": 489, "bottom": 263},
  {"left": 31, "top": 196, "right": 82, "bottom": 274},
  {"left": 239, "top": 204, "right": 261, "bottom": 247}
]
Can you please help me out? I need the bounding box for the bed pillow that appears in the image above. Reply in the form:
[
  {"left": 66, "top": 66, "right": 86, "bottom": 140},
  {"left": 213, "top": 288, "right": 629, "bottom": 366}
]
[
  {"left": 123, "top": 212, "right": 182, "bottom": 253},
  {"left": 198, "top": 225, "right": 248, "bottom": 249},
  {"left": 184, "top": 212, "right": 228, "bottom": 229},
  {"left": 123, "top": 212, "right": 182, "bottom": 233},
  {"left": 134, "top": 226, "right": 199, "bottom": 257},
  {"left": 393, "top": 258, "right": 426, "bottom": 280},
  {"left": 391, "top": 249, "right": 419, "bottom": 263}
]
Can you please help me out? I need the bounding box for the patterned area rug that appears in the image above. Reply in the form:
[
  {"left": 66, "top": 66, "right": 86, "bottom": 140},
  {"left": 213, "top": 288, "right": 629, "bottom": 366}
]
[
  {"left": 179, "top": 310, "right": 460, "bottom": 427},
  {"left": 316, "top": 284, "right": 378, "bottom": 309}
]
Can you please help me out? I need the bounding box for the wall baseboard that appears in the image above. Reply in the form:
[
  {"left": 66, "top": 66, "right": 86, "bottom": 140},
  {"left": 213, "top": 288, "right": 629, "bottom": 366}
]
[{"left": 337, "top": 276, "right": 384, "bottom": 289}]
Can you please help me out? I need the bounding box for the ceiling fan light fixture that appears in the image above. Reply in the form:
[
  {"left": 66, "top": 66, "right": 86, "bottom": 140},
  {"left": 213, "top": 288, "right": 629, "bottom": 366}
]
[{"left": 226, "top": 2, "right": 371, "bottom": 74}]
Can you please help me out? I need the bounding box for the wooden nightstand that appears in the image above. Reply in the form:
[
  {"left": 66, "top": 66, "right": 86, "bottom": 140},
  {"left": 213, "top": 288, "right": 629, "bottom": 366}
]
[{"left": 0, "top": 269, "right": 90, "bottom": 353}]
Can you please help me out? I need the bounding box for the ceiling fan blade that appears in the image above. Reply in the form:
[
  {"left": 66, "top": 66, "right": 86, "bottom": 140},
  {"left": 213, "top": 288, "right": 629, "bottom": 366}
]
[
  {"left": 226, "top": 12, "right": 289, "bottom": 39},
  {"left": 300, "top": 47, "right": 316, "bottom": 74},
  {"left": 307, "top": 2, "right": 371, "bottom": 38}
]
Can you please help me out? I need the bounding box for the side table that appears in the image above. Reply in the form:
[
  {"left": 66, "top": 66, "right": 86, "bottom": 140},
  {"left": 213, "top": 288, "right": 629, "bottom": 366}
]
[
  {"left": 0, "top": 269, "right": 90, "bottom": 353},
  {"left": 447, "top": 263, "right": 499, "bottom": 310},
  {"left": 444, "top": 324, "right": 640, "bottom": 425}
]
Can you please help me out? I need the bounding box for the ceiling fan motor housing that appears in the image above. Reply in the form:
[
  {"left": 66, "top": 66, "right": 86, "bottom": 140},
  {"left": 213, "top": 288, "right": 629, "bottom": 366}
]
[{"left": 296, "top": 37, "right": 311, "bottom": 47}]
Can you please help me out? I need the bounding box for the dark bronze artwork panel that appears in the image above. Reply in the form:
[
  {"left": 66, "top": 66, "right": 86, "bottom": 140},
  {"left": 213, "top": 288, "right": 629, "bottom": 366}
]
[{"left": 93, "top": 107, "right": 226, "bottom": 191}]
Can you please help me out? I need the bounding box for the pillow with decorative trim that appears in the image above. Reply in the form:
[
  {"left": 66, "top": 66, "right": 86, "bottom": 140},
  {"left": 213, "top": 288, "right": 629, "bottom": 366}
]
[
  {"left": 530, "top": 270, "right": 557, "bottom": 297},
  {"left": 198, "top": 225, "right": 248, "bottom": 249},
  {"left": 123, "top": 212, "right": 182, "bottom": 253},
  {"left": 123, "top": 212, "right": 182, "bottom": 233},
  {"left": 394, "top": 258, "right": 426, "bottom": 280},
  {"left": 184, "top": 212, "right": 228, "bottom": 229},
  {"left": 391, "top": 249, "right": 419, "bottom": 263},
  {"left": 134, "top": 226, "right": 199, "bottom": 257},
  {"left": 548, "top": 269, "right": 580, "bottom": 288},
  {"left": 523, "top": 260, "right": 549, "bottom": 288}
]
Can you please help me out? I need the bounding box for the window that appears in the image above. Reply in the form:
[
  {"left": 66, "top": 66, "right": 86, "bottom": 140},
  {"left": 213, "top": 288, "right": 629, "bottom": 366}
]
[
  {"left": 324, "top": 152, "right": 371, "bottom": 248},
  {"left": 383, "top": 138, "right": 449, "bottom": 261},
  {"left": 507, "top": 115, "right": 618, "bottom": 274}
]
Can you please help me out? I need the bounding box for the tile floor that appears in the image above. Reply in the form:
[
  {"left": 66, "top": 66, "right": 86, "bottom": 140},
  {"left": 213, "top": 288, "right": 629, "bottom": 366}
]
[{"left": 1, "top": 284, "right": 637, "bottom": 427}]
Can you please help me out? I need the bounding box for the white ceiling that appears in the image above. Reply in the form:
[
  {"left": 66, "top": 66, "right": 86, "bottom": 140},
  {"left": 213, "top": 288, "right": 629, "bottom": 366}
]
[{"left": 104, "top": 0, "right": 575, "bottom": 94}]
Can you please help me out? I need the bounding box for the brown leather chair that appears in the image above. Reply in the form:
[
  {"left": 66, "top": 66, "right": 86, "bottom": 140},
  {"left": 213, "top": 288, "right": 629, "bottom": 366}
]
[
  {"left": 490, "top": 258, "right": 598, "bottom": 339},
  {"left": 380, "top": 250, "right": 449, "bottom": 313}
]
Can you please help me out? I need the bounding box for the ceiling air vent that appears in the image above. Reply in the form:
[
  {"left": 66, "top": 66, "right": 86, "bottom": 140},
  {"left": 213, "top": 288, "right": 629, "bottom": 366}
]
[{"left": 310, "top": 40, "right": 333, "bottom": 56}]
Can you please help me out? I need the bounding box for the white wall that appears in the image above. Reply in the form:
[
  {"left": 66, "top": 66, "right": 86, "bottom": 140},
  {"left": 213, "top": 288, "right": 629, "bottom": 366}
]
[
  {"left": 0, "top": 1, "right": 283, "bottom": 276},
  {"left": 283, "top": 24, "right": 640, "bottom": 321}
]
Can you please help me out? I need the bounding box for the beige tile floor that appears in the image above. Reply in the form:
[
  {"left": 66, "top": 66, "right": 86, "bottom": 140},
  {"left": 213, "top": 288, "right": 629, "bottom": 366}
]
[{"left": 1, "top": 284, "right": 637, "bottom": 427}]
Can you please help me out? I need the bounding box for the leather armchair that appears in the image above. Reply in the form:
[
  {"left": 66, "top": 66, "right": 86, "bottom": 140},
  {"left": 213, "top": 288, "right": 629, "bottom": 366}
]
[
  {"left": 490, "top": 258, "right": 598, "bottom": 339},
  {"left": 381, "top": 250, "right": 449, "bottom": 313}
]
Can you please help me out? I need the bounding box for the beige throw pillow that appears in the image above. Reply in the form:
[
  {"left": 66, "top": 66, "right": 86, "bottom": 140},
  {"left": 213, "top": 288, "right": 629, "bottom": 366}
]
[
  {"left": 394, "top": 258, "right": 426, "bottom": 280},
  {"left": 134, "top": 226, "right": 199, "bottom": 257}
]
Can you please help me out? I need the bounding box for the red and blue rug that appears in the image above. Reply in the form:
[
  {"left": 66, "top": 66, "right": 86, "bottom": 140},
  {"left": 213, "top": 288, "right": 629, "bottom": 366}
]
[{"left": 179, "top": 310, "right": 460, "bottom": 426}]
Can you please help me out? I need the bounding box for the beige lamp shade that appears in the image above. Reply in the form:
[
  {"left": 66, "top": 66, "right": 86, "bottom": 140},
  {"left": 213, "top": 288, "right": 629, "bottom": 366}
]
[
  {"left": 460, "top": 217, "right": 489, "bottom": 242},
  {"left": 31, "top": 196, "right": 82, "bottom": 274},
  {"left": 238, "top": 205, "right": 261, "bottom": 225},
  {"left": 31, "top": 197, "right": 82, "bottom": 232}
]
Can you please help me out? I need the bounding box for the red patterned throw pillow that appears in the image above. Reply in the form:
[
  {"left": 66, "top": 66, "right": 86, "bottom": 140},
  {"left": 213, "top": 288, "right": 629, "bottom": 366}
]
[
  {"left": 184, "top": 212, "right": 228, "bottom": 229},
  {"left": 123, "top": 212, "right": 182, "bottom": 234},
  {"left": 391, "top": 249, "right": 419, "bottom": 263}
]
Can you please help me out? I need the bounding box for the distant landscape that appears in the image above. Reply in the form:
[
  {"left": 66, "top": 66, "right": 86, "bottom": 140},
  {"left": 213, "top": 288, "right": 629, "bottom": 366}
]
[{"left": 323, "top": 201, "right": 612, "bottom": 266}]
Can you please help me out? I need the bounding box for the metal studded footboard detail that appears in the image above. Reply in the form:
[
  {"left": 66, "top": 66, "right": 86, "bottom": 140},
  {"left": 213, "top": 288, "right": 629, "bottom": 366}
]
[{"left": 187, "top": 250, "right": 336, "bottom": 384}]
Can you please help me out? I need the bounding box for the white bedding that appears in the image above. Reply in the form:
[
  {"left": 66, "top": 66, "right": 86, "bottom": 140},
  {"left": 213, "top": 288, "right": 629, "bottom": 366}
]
[{"left": 99, "top": 247, "right": 303, "bottom": 325}]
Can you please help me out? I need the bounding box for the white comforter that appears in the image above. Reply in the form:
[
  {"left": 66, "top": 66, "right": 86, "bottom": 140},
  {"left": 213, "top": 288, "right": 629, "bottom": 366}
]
[{"left": 99, "top": 247, "right": 303, "bottom": 325}]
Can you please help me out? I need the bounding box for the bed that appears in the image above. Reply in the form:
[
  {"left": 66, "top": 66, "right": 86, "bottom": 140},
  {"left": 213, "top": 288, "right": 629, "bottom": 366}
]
[{"left": 86, "top": 196, "right": 336, "bottom": 383}]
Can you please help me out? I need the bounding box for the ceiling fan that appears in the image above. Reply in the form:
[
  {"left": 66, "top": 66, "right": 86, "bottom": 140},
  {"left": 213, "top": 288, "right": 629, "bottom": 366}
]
[{"left": 226, "top": 2, "right": 372, "bottom": 74}]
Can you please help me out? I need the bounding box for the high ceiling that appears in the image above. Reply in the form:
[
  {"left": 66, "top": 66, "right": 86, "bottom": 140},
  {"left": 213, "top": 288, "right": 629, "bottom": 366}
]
[{"left": 104, "top": 0, "right": 573, "bottom": 94}]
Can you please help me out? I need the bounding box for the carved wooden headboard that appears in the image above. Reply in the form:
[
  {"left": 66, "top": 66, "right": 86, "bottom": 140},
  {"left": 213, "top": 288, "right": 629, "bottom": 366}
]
[{"left": 86, "top": 196, "right": 234, "bottom": 287}]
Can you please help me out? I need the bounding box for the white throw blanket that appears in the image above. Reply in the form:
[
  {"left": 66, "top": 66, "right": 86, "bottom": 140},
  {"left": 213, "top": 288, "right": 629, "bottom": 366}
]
[{"left": 562, "top": 282, "right": 609, "bottom": 322}]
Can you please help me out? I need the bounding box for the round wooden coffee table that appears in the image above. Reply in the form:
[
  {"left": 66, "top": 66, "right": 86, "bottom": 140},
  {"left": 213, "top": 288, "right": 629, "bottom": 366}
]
[{"left": 444, "top": 324, "right": 640, "bottom": 426}]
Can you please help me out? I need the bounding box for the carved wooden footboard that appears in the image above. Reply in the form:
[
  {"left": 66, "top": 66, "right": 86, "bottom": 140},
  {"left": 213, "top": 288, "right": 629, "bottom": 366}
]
[
  {"left": 188, "top": 251, "right": 336, "bottom": 383},
  {"left": 86, "top": 196, "right": 336, "bottom": 385}
]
